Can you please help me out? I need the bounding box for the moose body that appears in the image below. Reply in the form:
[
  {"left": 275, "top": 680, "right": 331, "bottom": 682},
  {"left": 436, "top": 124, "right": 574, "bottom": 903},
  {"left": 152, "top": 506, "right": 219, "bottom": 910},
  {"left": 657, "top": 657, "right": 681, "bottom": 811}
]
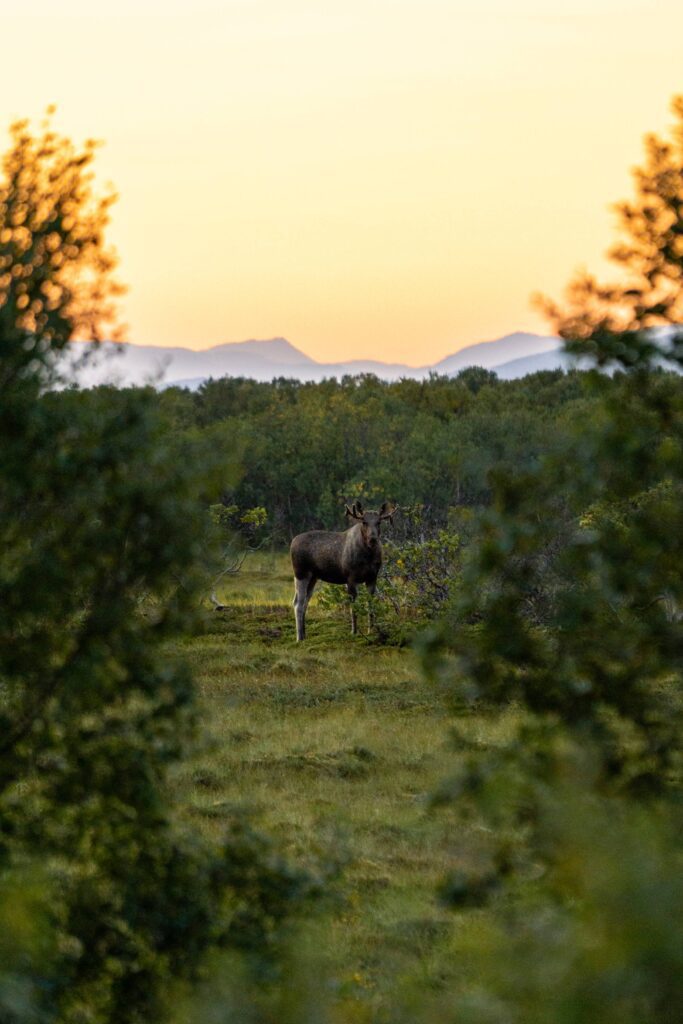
[{"left": 290, "top": 502, "right": 395, "bottom": 641}]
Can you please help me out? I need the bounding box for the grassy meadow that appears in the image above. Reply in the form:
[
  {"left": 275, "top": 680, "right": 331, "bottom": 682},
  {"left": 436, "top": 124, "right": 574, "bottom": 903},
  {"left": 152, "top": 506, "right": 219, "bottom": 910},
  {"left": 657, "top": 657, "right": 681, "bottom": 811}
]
[{"left": 167, "top": 551, "right": 515, "bottom": 1015}]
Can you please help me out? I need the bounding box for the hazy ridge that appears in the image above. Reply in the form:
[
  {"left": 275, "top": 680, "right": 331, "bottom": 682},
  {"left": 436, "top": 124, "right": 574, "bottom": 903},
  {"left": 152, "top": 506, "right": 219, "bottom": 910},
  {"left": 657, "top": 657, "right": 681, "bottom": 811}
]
[{"left": 65, "top": 331, "right": 566, "bottom": 389}]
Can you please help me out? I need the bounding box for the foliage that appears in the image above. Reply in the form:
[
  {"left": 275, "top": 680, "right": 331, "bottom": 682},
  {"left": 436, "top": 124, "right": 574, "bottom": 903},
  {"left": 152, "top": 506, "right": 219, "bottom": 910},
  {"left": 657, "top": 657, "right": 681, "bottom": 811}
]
[
  {"left": 201, "top": 503, "right": 269, "bottom": 606},
  {"left": 0, "top": 118, "right": 315, "bottom": 1024},
  {"left": 208, "top": 502, "right": 268, "bottom": 541},
  {"left": 415, "top": 790, "right": 683, "bottom": 1024},
  {"left": 416, "top": 93, "right": 683, "bottom": 1023},
  {"left": 424, "top": 108, "right": 683, "bottom": 790},
  {"left": 0, "top": 111, "right": 122, "bottom": 387},
  {"left": 216, "top": 814, "right": 341, "bottom": 978},
  {"left": 319, "top": 505, "right": 462, "bottom": 644},
  {"left": 535, "top": 94, "right": 683, "bottom": 366},
  {"left": 154, "top": 368, "right": 591, "bottom": 541}
]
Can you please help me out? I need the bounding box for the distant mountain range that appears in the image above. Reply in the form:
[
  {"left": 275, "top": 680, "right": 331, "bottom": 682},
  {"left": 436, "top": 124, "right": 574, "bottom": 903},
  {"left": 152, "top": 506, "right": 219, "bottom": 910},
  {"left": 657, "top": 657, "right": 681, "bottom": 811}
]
[{"left": 64, "top": 332, "right": 575, "bottom": 389}]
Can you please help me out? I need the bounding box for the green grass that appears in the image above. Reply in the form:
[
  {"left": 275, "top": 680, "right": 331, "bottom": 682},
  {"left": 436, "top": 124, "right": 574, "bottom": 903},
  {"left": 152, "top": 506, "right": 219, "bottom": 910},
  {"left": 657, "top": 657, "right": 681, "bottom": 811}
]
[{"left": 169, "top": 552, "right": 511, "bottom": 1017}]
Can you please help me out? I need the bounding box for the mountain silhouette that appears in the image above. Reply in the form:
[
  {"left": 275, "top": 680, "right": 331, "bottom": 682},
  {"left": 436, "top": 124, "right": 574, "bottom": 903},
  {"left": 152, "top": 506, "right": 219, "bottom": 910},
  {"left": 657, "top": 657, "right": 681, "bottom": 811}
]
[{"left": 64, "top": 332, "right": 564, "bottom": 389}]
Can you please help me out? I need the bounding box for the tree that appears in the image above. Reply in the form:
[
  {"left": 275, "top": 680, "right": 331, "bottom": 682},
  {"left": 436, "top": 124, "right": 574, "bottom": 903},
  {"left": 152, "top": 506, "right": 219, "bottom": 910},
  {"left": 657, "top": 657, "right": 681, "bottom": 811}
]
[
  {"left": 427, "top": 94, "right": 683, "bottom": 784},
  {"left": 418, "top": 96, "right": 683, "bottom": 1023},
  {"left": 0, "top": 113, "right": 217, "bottom": 1024},
  {"left": 0, "top": 112, "right": 122, "bottom": 389},
  {"left": 536, "top": 95, "right": 683, "bottom": 370},
  {"left": 0, "top": 118, "right": 315, "bottom": 1024}
]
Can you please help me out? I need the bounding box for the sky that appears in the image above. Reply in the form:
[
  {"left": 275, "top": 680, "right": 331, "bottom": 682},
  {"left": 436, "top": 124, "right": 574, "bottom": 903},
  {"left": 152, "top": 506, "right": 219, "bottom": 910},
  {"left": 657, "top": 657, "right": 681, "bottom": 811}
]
[{"left": 1, "top": 0, "right": 682, "bottom": 365}]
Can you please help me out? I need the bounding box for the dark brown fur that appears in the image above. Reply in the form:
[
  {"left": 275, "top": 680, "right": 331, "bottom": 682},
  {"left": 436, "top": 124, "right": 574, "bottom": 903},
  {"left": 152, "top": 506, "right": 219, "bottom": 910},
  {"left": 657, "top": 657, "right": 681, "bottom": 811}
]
[{"left": 290, "top": 501, "right": 395, "bottom": 641}]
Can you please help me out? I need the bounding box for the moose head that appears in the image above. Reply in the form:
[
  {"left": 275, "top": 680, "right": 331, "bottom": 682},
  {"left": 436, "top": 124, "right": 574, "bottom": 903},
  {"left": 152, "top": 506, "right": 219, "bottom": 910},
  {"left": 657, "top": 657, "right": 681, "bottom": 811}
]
[{"left": 344, "top": 500, "right": 397, "bottom": 549}]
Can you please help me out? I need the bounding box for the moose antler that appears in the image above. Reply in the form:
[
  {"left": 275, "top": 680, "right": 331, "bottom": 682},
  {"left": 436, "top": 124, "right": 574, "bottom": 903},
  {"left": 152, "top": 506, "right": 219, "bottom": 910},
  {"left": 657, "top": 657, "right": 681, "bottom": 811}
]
[
  {"left": 344, "top": 501, "right": 365, "bottom": 520},
  {"left": 378, "top": 502, "right": 398, "bottom": 523}
]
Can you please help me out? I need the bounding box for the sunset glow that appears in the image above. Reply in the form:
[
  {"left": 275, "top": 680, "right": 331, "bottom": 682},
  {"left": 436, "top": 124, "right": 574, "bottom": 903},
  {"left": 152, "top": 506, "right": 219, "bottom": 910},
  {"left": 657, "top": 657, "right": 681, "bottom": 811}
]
[{"left": 3, "top": 0, "right": 682, "bottom": 364}]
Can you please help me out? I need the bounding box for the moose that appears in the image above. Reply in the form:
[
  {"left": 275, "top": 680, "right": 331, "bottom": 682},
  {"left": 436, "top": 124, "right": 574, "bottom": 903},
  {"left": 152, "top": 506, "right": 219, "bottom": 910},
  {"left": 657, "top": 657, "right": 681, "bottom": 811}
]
[{"left": 290, "top": 501, "right": 397, "bottom": 642}]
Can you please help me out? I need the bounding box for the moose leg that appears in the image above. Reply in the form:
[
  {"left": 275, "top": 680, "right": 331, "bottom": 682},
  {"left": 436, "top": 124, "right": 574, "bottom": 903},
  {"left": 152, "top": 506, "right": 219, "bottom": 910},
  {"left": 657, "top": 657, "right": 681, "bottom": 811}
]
[
  {"left": 293, "top": 575, "right": 310, "bottom": 642},
  {"left": 305, "top": 576, "right": 317, "bottom": 616},
  {"left": 293, "top": 574, "right": 317, "bottom": 641},
  {"left": 347, "top": 583, "right": 358, "bottom": 635}
]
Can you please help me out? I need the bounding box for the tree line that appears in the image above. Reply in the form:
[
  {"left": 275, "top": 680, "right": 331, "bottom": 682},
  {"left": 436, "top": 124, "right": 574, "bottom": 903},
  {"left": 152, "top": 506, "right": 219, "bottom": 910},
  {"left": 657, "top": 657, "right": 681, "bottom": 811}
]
[{"left": 100, "top": 365, "right": 600, "bottom": 542}]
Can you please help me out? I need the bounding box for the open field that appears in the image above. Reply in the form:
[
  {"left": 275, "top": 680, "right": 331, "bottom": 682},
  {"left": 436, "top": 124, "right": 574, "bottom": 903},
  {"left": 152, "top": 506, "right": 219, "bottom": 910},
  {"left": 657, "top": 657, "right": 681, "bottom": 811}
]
[{"left": 167, "top": 552, "right": 515, "bottom": 1016}]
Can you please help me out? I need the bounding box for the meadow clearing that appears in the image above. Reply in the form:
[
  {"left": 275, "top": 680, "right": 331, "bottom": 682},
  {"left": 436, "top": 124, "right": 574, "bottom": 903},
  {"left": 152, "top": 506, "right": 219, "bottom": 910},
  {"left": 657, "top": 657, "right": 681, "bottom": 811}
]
[{"left": 167, "top": 551, "right": 516, "bottom": 1016}]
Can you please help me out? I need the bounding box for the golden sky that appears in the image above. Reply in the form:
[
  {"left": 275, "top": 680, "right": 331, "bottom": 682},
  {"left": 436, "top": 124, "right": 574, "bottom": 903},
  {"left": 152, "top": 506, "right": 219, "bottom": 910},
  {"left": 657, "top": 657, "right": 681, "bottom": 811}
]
[{"left": 2, "top": 0, "right": 682, "bottom": 364}]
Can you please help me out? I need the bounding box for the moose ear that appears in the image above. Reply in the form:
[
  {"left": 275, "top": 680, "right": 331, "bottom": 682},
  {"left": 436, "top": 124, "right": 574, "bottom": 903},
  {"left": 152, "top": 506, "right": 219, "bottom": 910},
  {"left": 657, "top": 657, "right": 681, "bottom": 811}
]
[
  {"left": 355, "top": 501, "right": 364, "bottom": 516},
  {"left": 344, "top": 504, "right": 354, "bottom": 518}
]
